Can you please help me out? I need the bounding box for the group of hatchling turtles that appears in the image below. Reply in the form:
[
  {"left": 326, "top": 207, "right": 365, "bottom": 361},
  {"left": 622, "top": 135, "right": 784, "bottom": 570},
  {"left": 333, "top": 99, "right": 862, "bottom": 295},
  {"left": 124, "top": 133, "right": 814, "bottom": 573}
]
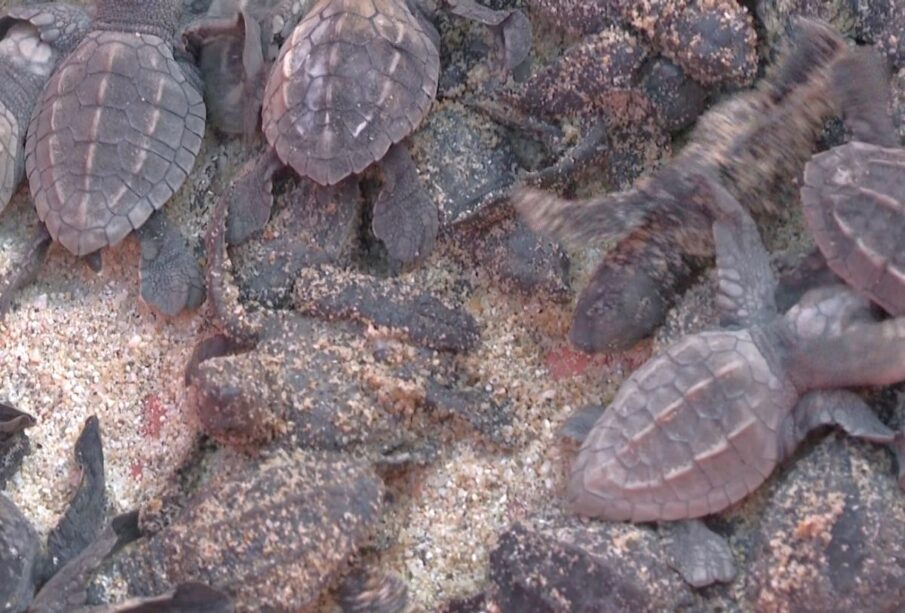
[{"left": 2, "top": 0, "right": 905, "bottom": 609}]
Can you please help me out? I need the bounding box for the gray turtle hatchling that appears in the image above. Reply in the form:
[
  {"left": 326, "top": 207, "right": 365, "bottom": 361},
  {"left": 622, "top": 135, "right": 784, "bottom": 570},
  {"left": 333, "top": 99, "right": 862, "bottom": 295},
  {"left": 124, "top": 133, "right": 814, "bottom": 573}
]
[
  {"left": 565, "top": 173, "right": 905, "bottom": 586},
  {"left": 801, "top": 48, "right": 905, "bottom": 316},
  {"left": 0, "top": 3, "right": 90, "bottom": 214},
  {"left": 15, "top": 0, "right": 207, "bottom": 317},
  {"left": 188, "top": 0, "right": 529, "bottom": 266}
]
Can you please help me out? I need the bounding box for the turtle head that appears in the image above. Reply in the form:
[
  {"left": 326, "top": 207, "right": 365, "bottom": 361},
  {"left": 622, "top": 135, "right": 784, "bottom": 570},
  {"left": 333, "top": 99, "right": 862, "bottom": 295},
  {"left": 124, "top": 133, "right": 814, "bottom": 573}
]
[
  {"left": 569, "top": 262, "right": 669, "bottom": 353},
  {"left": 95, "top": 0, "right": 182, "bottom": 39}
]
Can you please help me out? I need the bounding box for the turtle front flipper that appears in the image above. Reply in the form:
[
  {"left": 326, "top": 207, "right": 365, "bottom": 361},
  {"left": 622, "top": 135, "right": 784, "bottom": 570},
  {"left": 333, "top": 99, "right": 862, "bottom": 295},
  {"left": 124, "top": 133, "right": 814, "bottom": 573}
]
[
  {"left": 694, "top": 173, "right": 778, "bottom": 328},
  {"left": 0, "top": 495, "right": 40, "bottom": 612},
  {"left": 183, "top": 4, "right": 268, "bottom": 137},
  {"left": 372, "top": 143, "right": 438, "bottom": 267},
  {"left": 30, "top": 512, "right": 142, "bottom": 613},
  {"left": 37, "top": 416, "right": 107, "bottom": 586},
  {"left": 830, "top": 46, "right": 898, "bottom": 148},
  {"left": 660, "top": 519, "right": 736, "bottom": 588},
  {"left": 137, "top": 210, "right": 206, "bottom": 317},
  {"left": 441, "top": 0, "right": 532, "bottom": 73},
  {"left": 0, "top": 223, "right": 52, "bottom": 317}
]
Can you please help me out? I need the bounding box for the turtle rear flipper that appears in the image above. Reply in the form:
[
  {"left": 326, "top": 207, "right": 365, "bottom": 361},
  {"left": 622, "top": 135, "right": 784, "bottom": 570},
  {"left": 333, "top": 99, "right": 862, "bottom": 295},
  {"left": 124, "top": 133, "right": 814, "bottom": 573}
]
[
  {"left": 137, "top": 210, "right": 206, "bottom": 317},
  {"left": 0, "top": 223, "right": 51, "bottom": 318},
  {"left": 225, "top": 149, "right": 282, "bottom": 245},
  {"left": 372, "top": 144, "right": 438, "bottom": 267},
  {"left": 183, "top": 5, "right": 267, "bottom": 138},
  {"left": 661, "top": 520, "right": 737, "bottom": 588}
]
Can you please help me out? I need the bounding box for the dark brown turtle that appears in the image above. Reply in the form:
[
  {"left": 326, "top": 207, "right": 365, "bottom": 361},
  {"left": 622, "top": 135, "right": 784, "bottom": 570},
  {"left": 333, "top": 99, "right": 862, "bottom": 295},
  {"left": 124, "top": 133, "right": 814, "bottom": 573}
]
[
  {"left": 12, "top": 0, "right": 207, "bottom": 317},
  {"left": 563, "top": 172, "right": 905, "bottom": 587},
  {"left": 186, "top": 0, "right": 530, "bottom": 266},
  {"left": 101, "top": 451, "right": 384, "bottom": 611},
  {"left": 528, "top": 0, "right": 758, "bottom": 87},
  {"left": 0, "top": 3, "right": 91, "bottom": 213},
  {"left": 513, "top": 18, "right": 886, "bottom": 353},
  {"left": 801, "top": 49, "right": 905, "bottom": 316}
]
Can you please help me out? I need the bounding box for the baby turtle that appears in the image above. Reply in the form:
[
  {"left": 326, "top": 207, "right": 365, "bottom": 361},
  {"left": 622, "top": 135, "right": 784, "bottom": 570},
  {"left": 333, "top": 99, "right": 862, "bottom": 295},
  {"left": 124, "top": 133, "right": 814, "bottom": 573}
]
[
  {"left": 563, "top": 173, "right": 905, "bottom": 587},
  {"left": 17, "top": 0, "right": 206, "bottom": 317},
  {"left": 528, "top": 0, "right": 757, "bottom": 87},
  {"left": 514, "top": 18, "right": 884, "bottom": 352},
  {"left": 568, "top": 173, "right": 905, "bottom": 524},
  {"left": 0, "top": 3, "right": 91, "bottom": 214},
  {"left": 801, "top": 49, "right": 905, "bottom": 316},
  {"left": 190, "top": 0, "right": 529, "bottom": 266}
]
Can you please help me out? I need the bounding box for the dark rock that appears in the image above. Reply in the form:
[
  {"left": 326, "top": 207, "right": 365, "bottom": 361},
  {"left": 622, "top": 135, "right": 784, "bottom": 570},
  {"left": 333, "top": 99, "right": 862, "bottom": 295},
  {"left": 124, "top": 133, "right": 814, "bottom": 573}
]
[{"left": 747, "top": 436, "right": 905, "bottom": 610}]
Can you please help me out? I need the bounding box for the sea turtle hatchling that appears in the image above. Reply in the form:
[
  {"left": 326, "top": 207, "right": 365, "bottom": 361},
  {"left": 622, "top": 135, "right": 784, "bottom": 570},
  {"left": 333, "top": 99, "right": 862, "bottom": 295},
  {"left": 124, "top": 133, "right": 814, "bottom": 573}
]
[
  {"left": 0, "top": 3, "right": 91, "bottom": 214},
  {"left": 563, "top": 172, "right": 905, "bottom": 585},
  {"left": 188, "top": 0, "right": 530, "bottom": 266},
  {"left": 4, "top": 0, "right": 207, "bottom": 317},
  {"left": 800, "top": 50, "right": 905, "bottom": 316},
  {"left": 514, "top": 18, "right": 884, "bottom": 353}
]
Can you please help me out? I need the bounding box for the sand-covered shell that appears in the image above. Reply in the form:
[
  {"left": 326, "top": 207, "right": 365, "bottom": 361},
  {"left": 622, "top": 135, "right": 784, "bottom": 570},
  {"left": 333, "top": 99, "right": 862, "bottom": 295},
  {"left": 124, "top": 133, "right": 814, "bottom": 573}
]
[
  {"left": 802, "top": 142, "right": 905, "bottom": 316},
  {"left": 569, "top": 329, "right": 796, "bottom": 522},
  {"left": 25, "top": 0, "right": 205, "bottom": 256},
  {"left": 262, "top": 0, "right": 440, "bottom": 185},
  {"left": 0, "top": 3, "right": 91, "bottom": 213}
]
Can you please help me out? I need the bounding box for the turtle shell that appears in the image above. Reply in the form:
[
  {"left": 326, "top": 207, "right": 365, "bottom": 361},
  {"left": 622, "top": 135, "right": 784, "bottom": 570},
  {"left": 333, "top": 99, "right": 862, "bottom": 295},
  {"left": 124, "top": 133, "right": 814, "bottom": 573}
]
[
  {"left": 802, "top": 141, "right": 905, "bottom": 316},
  {"left": 569, "top": 329, "right": 798, "bottom": 522},
  {"left": 262, "top": 0, "right": 440, "bottom": 186},
  {"left": 25, "top": 28, "right": 205, "bottom": 256},
  {"left": 0, "top": 4, "right": 91, "bottom": 213}
]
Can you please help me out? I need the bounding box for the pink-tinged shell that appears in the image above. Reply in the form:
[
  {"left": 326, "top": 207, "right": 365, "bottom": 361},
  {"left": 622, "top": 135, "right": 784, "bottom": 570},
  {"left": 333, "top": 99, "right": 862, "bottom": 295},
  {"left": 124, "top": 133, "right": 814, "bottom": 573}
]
[
  {"left": 25, "top": 30, "right": 205, "bottom": 256},
  {"left": 802, "top": 141, "right": 905, "bottom": 316},
  {"left": 262, "top": 0, "right": 440, "bottom": 186},
  {"left": 569, "top": 330, "right": 797, "bottom": 522}
]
